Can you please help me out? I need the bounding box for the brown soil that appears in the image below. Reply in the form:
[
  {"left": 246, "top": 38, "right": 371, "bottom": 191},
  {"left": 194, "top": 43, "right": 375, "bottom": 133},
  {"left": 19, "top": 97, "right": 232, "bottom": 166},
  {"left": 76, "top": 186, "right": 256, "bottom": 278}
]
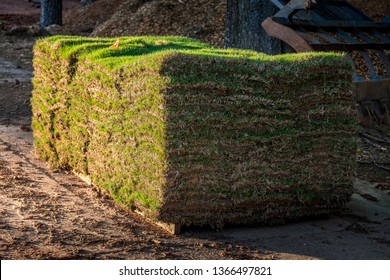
[{"left": 0, "top": 0, "right": 390, "bottom": 260}]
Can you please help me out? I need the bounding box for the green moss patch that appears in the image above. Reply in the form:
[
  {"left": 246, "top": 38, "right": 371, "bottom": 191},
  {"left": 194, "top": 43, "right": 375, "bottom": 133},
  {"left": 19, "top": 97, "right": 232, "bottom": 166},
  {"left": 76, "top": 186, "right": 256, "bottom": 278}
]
[{"left": 32, "top": 36, "right": 358, "bottom": 227}]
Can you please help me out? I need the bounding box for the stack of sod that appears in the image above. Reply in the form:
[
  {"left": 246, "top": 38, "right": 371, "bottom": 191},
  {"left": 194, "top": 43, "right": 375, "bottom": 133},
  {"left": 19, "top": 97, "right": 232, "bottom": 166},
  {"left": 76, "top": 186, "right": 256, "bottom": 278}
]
[{"left": 32, "top": 36, "right": 358, "bottom": 227}]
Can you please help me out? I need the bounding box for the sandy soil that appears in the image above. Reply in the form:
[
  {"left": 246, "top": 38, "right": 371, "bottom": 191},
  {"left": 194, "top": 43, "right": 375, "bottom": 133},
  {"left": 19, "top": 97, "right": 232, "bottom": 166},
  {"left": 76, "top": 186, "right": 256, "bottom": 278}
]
[{"left": 0, "top": 1, "right": 390, "bottom": 260}]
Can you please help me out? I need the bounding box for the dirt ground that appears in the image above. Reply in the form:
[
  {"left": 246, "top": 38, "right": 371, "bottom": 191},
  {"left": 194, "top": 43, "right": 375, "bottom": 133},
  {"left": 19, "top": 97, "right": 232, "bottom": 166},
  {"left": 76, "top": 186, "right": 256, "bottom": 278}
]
[{"left": 0, "top": 0, "right": 390, "bottom": 260}]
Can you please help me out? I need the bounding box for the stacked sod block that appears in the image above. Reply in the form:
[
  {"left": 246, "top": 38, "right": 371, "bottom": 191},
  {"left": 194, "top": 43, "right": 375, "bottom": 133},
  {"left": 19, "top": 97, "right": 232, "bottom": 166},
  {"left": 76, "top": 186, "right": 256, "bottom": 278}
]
[{"left": 32, "top": 36, "right": 358, "bottom": 227}]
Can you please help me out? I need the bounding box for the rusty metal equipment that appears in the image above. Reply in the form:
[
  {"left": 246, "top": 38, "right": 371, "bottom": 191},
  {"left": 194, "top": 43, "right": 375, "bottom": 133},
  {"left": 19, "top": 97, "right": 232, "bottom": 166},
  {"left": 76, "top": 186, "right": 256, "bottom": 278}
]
[{"left": 262, "top": 0, "right": 390, "bottom": 128}]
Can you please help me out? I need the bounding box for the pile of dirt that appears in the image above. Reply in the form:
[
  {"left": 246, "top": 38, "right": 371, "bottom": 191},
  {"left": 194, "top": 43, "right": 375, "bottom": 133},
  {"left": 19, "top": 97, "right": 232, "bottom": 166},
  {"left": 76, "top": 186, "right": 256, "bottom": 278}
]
[
  {"left": 90, "top": 0, "right": 226, "bottom": 47},
  {"left": 63, "top": 0, "right": 226, "bottom": 46},
  {"left": 63, "top": 0, "right": 125, "bottom": 35}
]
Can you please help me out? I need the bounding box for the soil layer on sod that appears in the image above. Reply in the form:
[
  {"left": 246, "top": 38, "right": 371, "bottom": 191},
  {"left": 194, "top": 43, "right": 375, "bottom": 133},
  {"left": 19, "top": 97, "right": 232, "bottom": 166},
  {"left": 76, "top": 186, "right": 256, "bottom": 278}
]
[{"left": 32, "top": 36, "right": 358, "bottom": 227}]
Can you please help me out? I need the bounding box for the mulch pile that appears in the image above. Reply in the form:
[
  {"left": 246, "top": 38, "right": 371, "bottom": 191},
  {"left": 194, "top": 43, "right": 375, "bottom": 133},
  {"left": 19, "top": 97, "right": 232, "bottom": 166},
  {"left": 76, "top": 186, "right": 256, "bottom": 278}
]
[{"left": 90, "top": 0, "right": 226, "bottom": 47}]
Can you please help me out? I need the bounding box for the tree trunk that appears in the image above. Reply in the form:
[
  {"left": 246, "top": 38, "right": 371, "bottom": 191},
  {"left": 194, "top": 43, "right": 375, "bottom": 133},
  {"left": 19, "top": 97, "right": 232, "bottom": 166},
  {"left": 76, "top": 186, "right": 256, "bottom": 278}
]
[
  {"left": 40, "top": 0, "right": 62, "bottom": 27},
  {"left": 224, "top": 0, "right": 290, "bottom": 55}
]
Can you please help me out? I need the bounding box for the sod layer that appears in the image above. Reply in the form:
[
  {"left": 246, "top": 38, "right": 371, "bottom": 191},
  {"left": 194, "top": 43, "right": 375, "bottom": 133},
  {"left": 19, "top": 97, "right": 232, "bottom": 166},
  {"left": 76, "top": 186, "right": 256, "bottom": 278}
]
[{"left": 32, "top": 36, "right": 358, "bottom": 227}]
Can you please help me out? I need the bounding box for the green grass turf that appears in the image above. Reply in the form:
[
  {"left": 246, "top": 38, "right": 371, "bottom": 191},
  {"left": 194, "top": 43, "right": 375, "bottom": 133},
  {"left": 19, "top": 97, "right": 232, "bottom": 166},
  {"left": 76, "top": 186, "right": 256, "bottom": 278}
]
[{"left": 32, "top": 36, "right": 358, "bottom": 227}]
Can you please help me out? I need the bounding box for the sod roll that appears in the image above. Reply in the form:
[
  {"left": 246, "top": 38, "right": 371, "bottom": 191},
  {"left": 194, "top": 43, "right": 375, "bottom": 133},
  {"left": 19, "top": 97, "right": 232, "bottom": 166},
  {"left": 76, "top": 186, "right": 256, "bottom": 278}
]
[{"left": 32, "top": 36, "right": 358, "bottom": 227}]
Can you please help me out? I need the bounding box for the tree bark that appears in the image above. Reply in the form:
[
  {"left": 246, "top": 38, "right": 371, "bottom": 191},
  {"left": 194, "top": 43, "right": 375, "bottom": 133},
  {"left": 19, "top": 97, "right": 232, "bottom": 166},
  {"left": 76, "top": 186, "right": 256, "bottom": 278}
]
[
  {"left": 225, "top": 0, "right": 290, "bottom": 55},
  {"left": 80, "top": 0, "right": 96, "bottom": 5},
  {"left": 40, "top": 0, "right": 62, "bottom": 27}
]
